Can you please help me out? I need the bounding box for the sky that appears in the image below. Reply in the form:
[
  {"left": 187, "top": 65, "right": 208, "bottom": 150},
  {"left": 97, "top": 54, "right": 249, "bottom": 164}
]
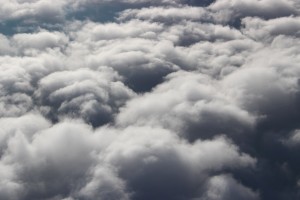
[{"left": 0, "top": 0, "right": 300, "bottom": 200}]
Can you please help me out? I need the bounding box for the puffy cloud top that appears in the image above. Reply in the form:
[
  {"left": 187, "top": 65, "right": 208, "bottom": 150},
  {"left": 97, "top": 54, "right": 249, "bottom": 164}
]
[{"left": 0, "top": 0, "right": 300, "bottom": 200}]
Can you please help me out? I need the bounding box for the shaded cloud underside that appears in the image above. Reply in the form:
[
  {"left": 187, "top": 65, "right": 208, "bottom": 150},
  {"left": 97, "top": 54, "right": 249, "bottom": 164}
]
[{"left": 1, "top": 0, "right": 300, "bottom": 200}]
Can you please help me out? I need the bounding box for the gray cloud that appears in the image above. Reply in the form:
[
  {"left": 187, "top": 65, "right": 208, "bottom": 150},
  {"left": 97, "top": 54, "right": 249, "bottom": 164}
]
[
  {"left": 201, "top": 174, "right": 260, "bottom": 200},
  {"left": 118, "top": 6, "right": 216, "bottom": 23},
  {"left": 117, "top": 71, "right": 256, "bottom": 143},
  {"left": 0, "top": 114, "right": 255, "bottom": 200},
  {"left": 209, "top": 0, "right": 300, "bottom": 22},
  {"left": 242, "top": 16, "right": 300, "bottom": 42},
  {"left": 0, "top": 0, "right": 300, "bottom": 199},
  {"left": 35, "top": 68, "right": 135, "bottom": 126}
]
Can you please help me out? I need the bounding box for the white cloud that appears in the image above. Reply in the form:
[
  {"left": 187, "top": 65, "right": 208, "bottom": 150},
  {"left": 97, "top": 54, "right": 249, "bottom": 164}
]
[
  {"left": 0, "top": 114, "right": 255, "bottom": 199},
  {"left": 242, "top": 16, "right": 300, "bottom": 42},
  {"left": 117, "top": 71, "right": 255, "bottom": 141},
  {"left": 35, "top": 68, "right": 135, "bottom": 126},
  {"left": 0, "top": 0, "right": 300, "bottom": 199},
  {"left": 209, "top": 0, "right": 300, "bottom": 21}
]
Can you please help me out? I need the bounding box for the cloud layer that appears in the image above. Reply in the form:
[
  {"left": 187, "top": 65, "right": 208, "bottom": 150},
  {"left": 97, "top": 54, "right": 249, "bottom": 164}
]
[{"left": 0, "top": 0, "right": 300, "bottom": 199}]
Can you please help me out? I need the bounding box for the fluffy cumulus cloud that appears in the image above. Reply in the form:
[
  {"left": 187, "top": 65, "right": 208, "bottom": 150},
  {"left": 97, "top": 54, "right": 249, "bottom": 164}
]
[
  {"left": 0, "top": 0, "right": 300, "bottom": 200},
  {"left": 0, "top": 114, "right": 255, "bottom": 200}
]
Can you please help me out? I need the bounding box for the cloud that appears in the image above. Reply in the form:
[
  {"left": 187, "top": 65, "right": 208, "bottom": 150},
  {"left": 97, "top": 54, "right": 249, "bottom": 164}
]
[
  {"left": 117, "top": 71, "right": 256, "bottom": 143},
  {"left": 101, "top": 127, "right": 255, "bottom": 200},
  {"left": 0, "top": 114, "right": 127, "bottom": 200},
  {"left": 71, "top": 20, "right": 163, "bottom": 41},
  {"left": 0, "top": 0, "right": 300, "bottom": 199},
  {"left": 65, "top": 25, "right": 178, "bottom": 92},
  {"left": 201, "top": 174, "right": 260, "bottom": 200},
  {"left": 35, "top": 68, "right": 135, "bottom": 126},
  {"left": 242, "top": 16, "right": 300, "bottom": 42},
  {"left": 118, "top": 6, "right": 215, "bottom": 23},
  {"left": 0, "top": 0, "right": 67, "bottom": 23},
  {"left": 0, "top": 0, "right": 195, "bottom": 25},
  {"left": 0, "top": 114, "right": 255, "bottom": 200},
  {"left": 209, "top": 0, "right": 300, "bottom": 22},
  {"left": 11, "top": 30, "right": 69, "bottom": 53}
]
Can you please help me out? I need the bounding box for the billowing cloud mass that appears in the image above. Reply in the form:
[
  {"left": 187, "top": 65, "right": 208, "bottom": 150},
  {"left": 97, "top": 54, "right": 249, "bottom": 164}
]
[{"left": 0, "top": 0, "right": 300, "bottom": 200}]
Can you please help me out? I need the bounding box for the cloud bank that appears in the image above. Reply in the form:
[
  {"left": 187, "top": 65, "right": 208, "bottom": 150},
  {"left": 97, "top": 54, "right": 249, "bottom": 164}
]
[{"left": 0, "top": 0, "right": 300, "bottom": 199}]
